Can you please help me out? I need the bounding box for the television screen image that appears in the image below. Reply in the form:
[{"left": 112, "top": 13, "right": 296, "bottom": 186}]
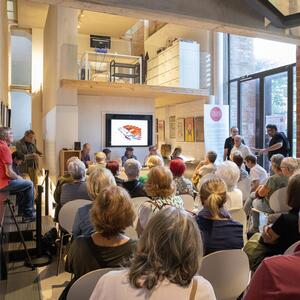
[{"left": 106, "top": 114, "right": 153, "bottom": 147}]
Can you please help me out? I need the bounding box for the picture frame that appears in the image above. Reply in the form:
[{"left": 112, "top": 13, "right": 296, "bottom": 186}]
[
  {"left": 194, "top": 116, "right": 204, "bottom": 142},
  {"left": 177, "top": 118, "right": 185, "bottom": 142},
  {"left": 184, "top": 117, "right": 194, "bottom": 142},
  {"left": 169, "top": 115, "right": 176, "bottom": 139},
  {"left": 158, "top": 120, "right": 165, "bottom": 142}
]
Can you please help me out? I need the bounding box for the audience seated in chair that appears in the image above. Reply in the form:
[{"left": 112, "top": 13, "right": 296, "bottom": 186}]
[
  {"left": 60, "top": 159, "right": 91, "bottom": 206},
  {"left": 88, "top": 152, "right": 107, "bottom": 174},
  {"left": 122, "top": 159, "right": 146, "bottom": 198},
  {"left": 106, "top": 160, "right": 124, "bottom": 186},
  {"left": 244, "top": 154, "right": 288, "bottom": 233},
  {"left": 243, "top": 246, "right": 300, "bottom": 299},
  {"left": 215, "top": 161, "right": 243, "bottom": 209},
  {"left": 137, "top": 166, "right": 184, "bottom": 236},
  {"left": 72, "top": 166, "right": 116, "bottom": 238},
  {"left": 232, "top": 152, "right": 249, "bottom": 182},
  {"left": 90, "top": 207, "right": 216, "bottom": 300},
  {"left": 139, "top": 155, "right": 163, "bottom": 184},
  {"left": 230, "top": 135, "right": 252, "bottom": 160},
  {"left": 280, "top": 157, "right": 299, "bottom": 178},
  {"left": 61, "top": 186, "right": 136, "bottom": 300},
  {"left": 193, "top": 151, "right": 217, "bottom": 187},
  {"left": 244, "top": 173, "right": 300, "bottom": 271},
  {"left": 196, "top": 178, "right": 243, "bottom": 255},
  {"left": 170, "top": 147, "right": 183, "bottom": 161},
  {"left": 169, "top": 158, "right": 193, "bottom": 197},
  {"left": 143, "top": 145, "right": 162, "bottom": 166}
]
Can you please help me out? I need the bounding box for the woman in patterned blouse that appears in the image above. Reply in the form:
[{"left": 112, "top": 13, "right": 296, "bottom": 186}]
[
  {"left": 169, "top": 158, "right": 194, "bottom": 197},
  {"left": 136, "top": 166, "right": 184, "bottom": 236}
]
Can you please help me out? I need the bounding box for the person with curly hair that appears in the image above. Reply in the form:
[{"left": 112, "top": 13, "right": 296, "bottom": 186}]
[{"left": 90, "top": 207, "right": 216, "bottom": 300}]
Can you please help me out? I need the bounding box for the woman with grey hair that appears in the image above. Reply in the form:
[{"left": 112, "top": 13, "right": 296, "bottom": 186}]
[
  {"left": 215, "top": 160, "right": 243, "bottom": 209},
  {"left": 123, "top": 159, "right": 147, "bottom": 198},
  {"left": 60, "top": 159, "right": 91, "bottom": 206},
  {"left": 246, "top": 154, "right": 288, "bottom": 233},
  {"left": 280, "top": 157, "right": 299, "bottom": 178}
]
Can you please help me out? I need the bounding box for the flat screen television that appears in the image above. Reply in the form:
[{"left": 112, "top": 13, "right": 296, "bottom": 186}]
[{"left": 106, "top": 114, "right": 153, "bottom": 147}]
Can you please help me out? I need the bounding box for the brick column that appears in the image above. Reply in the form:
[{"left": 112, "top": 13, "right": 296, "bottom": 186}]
[{"left": 296, "top": 46, "right": 300, "bottom": 157}]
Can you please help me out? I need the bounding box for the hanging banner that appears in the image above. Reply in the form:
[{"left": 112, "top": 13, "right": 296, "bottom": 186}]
[{"left": 204, "top": 104, "right": 229, "bottom": 164}]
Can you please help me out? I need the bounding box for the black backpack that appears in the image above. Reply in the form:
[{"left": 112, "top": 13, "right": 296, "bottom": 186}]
[{"left": 279, "top": 132, "right": 291, "bottom": 154}]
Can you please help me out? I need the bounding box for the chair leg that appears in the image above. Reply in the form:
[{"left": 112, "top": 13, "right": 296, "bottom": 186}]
[{"left": 56, "top": 232, "right": 64, "bottom": 276}]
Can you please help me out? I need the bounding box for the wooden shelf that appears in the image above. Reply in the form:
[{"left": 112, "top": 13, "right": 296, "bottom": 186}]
[{"left": 61, "top": 79, "right": 209, "bottom": 107}]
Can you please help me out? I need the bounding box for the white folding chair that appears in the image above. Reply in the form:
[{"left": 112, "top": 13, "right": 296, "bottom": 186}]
[
  {"left": 284, "top": 240, "right": 300, "bottom": 255},
  {"left": 237, "top": 177, "right": 251, "bottom": 203},
  {"left": 229, "top": 208, "right": 247, "bottom": 245},
  {"left": 180, "top": 194, "right": 195, "bottom": 211},
  {"left": 132, "top": 196, "right": 150, "bottom": 213},
  {"left": 57, "top": 199, "right": 91, "bottom": 275},
  {"left": 199, "top": 249, "right": 250, "bottom": 300},
  {"left": 269, "top": 187, "right": 290, "bottom": 213},
  {"left": 67, "top": 268, "right": 120, "bottom": 300},
  {"left": 124, "top": 225, "right": 138, "bottom": 240}
]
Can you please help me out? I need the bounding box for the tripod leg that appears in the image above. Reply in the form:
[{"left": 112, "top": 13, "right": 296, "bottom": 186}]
[{"left": 6, "top": 200, "right": 35, "bottom": 270}]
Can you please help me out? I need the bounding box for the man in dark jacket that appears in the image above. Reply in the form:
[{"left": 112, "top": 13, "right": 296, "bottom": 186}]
[{"left": 15, "top": 130, "right": 42, "bottom": 186}]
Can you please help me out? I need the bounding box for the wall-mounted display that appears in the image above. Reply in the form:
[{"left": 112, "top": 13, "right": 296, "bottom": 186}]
[
  {"left": 185, "top": 117, "right": 194, "bottom": 142},
  {"left": 177, "top": 118, "right": 185, "bottom": 142},
  {"left": 194, "top": 116, "right": 204, "bottom": 142}
]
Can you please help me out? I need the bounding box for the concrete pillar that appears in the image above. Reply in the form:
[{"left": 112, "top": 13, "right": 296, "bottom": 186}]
[
  {"left": 43, "top": 5, "right": 78, "bottom": 177},
  {"left": 0, "top": 0, "right": 9, "bottom": 106}
]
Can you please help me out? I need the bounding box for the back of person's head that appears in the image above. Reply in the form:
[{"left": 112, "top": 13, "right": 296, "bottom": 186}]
[
  {"left": 95, "top": 151, "right": 106, "bottom": 163},
  {"left": 129, "top": 207, "right": 203, "bottom": 290},
  {"left": 245, "top": 154, "right": 257, "bottom": 165},
  {"left": 206, "top": 151, "right": 217, "bottom": 163},
  {"left": 102, "top": 148, "right": 111, "bottom": 156},
  {"left": 271, "top": 154, "right": 284, "bottom": 171},
  {"left": 215, "top": 161, "right": 240, "bottom": 192},
  {"left": 0, "top": 127, "right": 11, "bottom": 141},
  {"left": 124, "top": 159, "right": 141, "bottom": 179},
  {"left": 281, "top": 157, "right": 299, "bottom": 174},
  {"left": 171, "top": 147, "right": 182, "bottom": 158},
  {"left": 146, "top": 155, "right": 163, "bottom": 169},
  {"left": 200, "top": 178, "right": 227, "bottom": 219},
  {"left": 87, "top": 166, "right": 116, "bottom": 199},
  {"left": 286, "top": 173, "right": 300, "bottom": 209},
  {"left": 12, "top": 151, "right": 25, "bottom": 161},
  {"left": 106, "top": 160, "right": 119, "bottom": 176},
  {"left": 66, "top": 156, "right": 80, "bottom": 166},
  {"left": 232, "top": 152, "right": 244, "bottom": 168},
  {"left": 91, "top": 186, "right": 136, "bottom": 238},
  {"left": 67, "top": 159, "right": 86, "bottom": 180},
  {"left": 266, "top": 124, "right": 277, "bottom": 131},
  {"left": 169, "top": 158, "right": 186, "bottom": 177},
  {"left": 145, "top": 166, "right": 175, "bottom": 198}
]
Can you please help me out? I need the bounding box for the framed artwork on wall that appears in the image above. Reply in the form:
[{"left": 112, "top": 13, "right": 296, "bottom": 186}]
[
  {"left": 158, "top": 120, "right": 165, "bottom": 142},
  {"left": 177, "top": 118, "right": 185, "bottom": 142},
  {"left": 185, "top": 117, "right": 194, "bottom": 142},
  {"left": 155, "top": 118, "right": 158, "bottom": 133},
  {"left": 169, "top": 115, "right": 176, "bottom": 139},
  {"left": 194, "top": 116, "right": 204, "bottom": 142}
]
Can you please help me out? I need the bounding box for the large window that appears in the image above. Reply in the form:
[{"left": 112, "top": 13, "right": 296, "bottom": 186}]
[{"left": 228, "top": 34, "right": 296, "bottom": 158}]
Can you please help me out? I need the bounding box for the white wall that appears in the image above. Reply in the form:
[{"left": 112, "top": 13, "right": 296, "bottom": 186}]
[
  {"left": 78, "top": 95, "right": 155, "bottom": 162},
  {"left": 155, "top": 99, "right": 206, "bottom": 161}
]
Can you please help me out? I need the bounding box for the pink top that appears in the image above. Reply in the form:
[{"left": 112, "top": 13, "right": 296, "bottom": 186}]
[
  {"left": 0, "top": 140, "right": 12, "bottom": 189},
  {"left": 243, "top": 251, "right": 300, "bottom": 300}
]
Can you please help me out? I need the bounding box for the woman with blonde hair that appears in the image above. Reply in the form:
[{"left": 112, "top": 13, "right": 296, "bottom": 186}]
[
  {"left": 139, "top": 154, "right": 163, "bottom": 183},
  {"left": 137, "top": 166, "right": 183, "bottom": 235},
  {"left": 196, "top": 178, "right": 243, "bottom": 255},
  {"left": 72, "top": 166, "right": 116, "bottom": 238},
  {"left": 91, "top": 207, "right": 216, "bottom": 300}
]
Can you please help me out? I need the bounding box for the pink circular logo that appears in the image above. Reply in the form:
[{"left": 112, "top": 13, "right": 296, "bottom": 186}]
[{"left": 210, "top": 107, "right": 222, "bottom": 122}]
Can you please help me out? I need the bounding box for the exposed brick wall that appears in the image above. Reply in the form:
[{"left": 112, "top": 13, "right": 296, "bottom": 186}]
[{"left": 296, "top": 46, "right": 300, "bottom": 157}]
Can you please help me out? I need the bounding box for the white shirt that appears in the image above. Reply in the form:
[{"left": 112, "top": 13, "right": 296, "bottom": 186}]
[
  {"left": 250, "top": 164, "right": 268, "bottom": 184},
  {"left": 90, "top": 269, "right": 216, "bottom": 300},
  {"left": 230, "top": 144, "right": 252, "bottom": 160},
  {"left": 225, "top": 189, "right": 243, "bottom": 210}
]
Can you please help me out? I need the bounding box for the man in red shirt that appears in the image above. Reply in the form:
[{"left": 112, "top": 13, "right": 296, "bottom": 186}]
[{"left": 0, "top": 127, "right": 35, "bottom": 222}]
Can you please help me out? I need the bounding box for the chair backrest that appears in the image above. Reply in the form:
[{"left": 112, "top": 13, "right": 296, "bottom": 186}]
[
  {"left": 237, "top": 177, "right": 251, "bottom": 202},
  {"left": 199, "top": 249, "right": 250, "bottom": 300},
  {"left": 132, "top": 196, "right": 150, "bottom": 213},
  {"left": 269, "top": 187, "right": 290, "bottom": 213},
  {"left": 180, "top": 194, "right": 195, "bottom": 211},
  {"left": 58, "top": 199, "right": 91, "bottom": 233},
  {"left": 67, "top": 268, "right": 119, "bottom": 300},
  {"left": 229, "top": 208, "right": 247, "bottom": 245},
  {"left": 284, "top": 240, "right": 300, "bottom": 255},
  {"left": 124, "top": 225, "right": 138, "bottom": 240}
]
